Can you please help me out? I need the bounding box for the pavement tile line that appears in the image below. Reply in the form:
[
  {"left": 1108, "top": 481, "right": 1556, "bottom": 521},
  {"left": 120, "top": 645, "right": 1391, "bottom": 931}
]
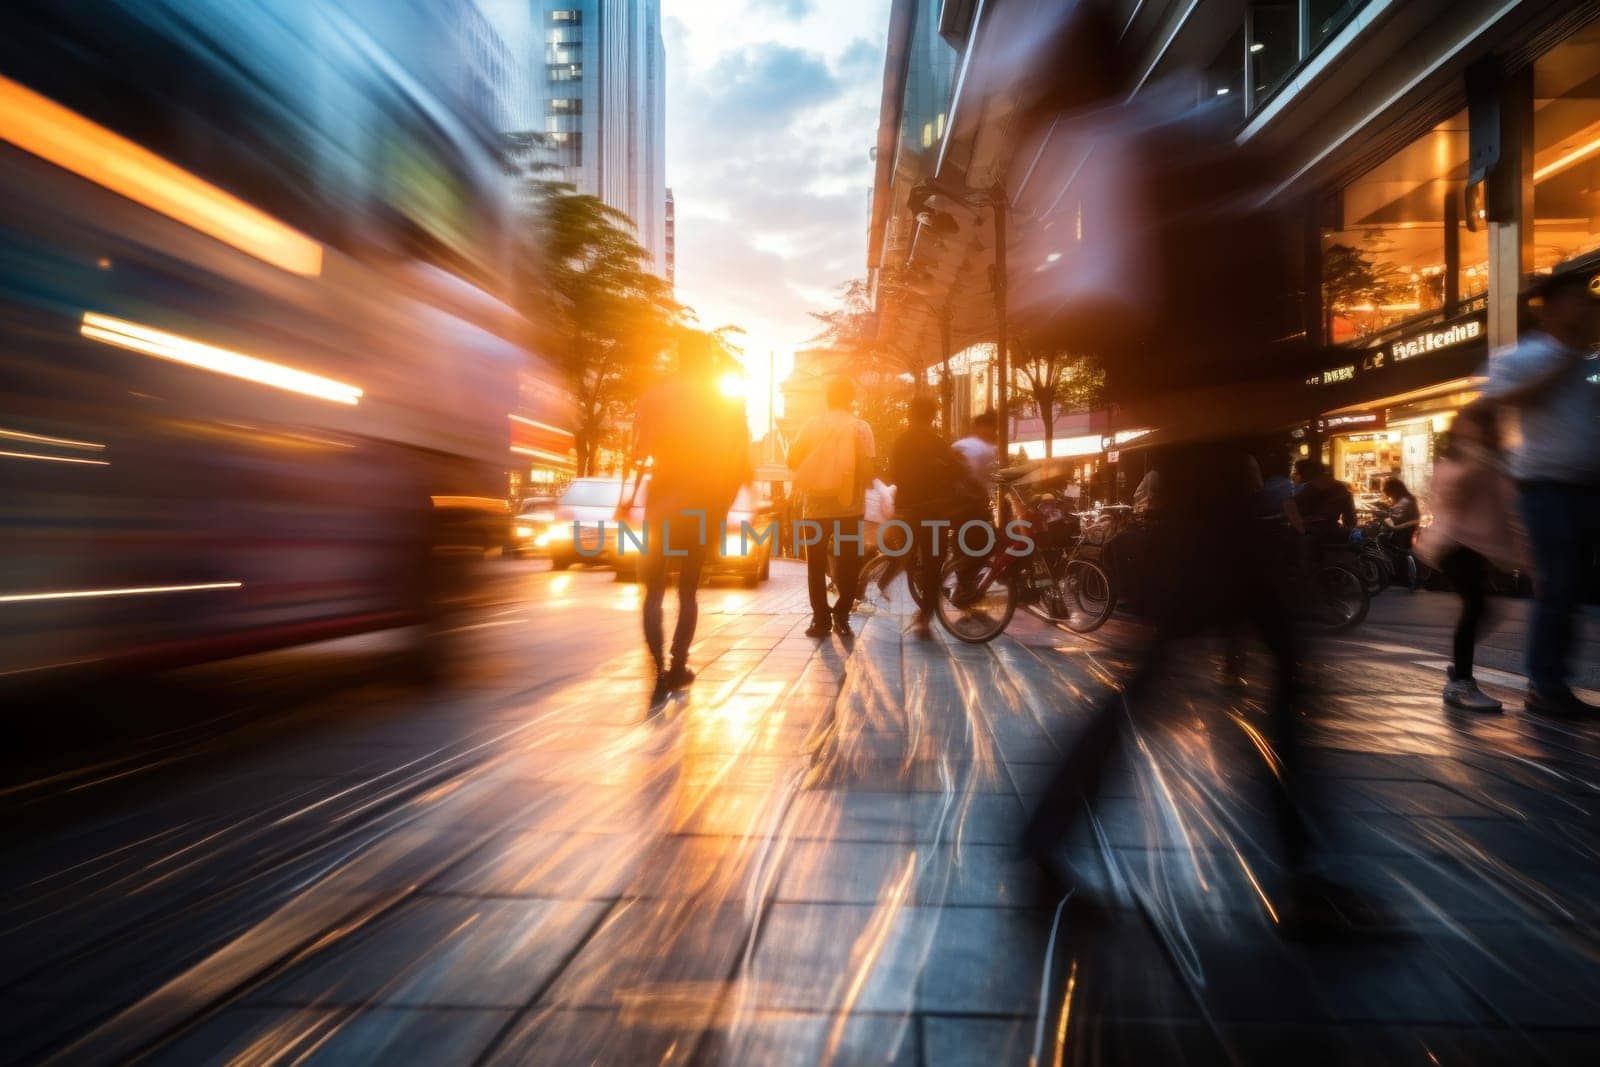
[
  {"left": 24, "top": 666, "right": 663, "bottom": 1064},
  {"left": 11, "top": 570, "right": 1600, "bottom": 1065}
]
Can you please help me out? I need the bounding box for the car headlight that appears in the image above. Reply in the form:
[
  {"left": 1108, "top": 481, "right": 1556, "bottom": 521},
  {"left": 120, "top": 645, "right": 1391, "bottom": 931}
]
[
  {"left": 515, "top": 525, "right": 534, "bottom": 539},
  {"left": 722, "top": 533, "right": 752, "bottom": 557},
  {"left": 534, "top": 531, "right": 551, "bottom": 547}
]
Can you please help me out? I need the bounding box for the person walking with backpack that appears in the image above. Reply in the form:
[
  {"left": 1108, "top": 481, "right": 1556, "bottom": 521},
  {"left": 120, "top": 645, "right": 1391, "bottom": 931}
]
[
  {"left": 1416, "top": 404, "right": 1528, "bottom": 713},
  {"left": 1483, "top": 273, "right": 1600, "bottom": 719},
  {"left": 789, "top": 378, "right": 876, "bottom": 639}
]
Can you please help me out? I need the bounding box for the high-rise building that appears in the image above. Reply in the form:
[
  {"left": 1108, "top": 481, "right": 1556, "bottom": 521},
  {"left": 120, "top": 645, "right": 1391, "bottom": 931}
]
[
  {"left": 501, "top": 1, "right": 668, "bottom": 277},
  {"left": 664, "top": 187, "right": 675, "bottom": 287}
]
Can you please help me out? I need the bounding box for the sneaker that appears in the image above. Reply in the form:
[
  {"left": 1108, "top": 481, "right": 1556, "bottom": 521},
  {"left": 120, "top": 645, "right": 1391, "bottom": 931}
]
[
  {"left": 664, "top": 664, "right": 695, "bottom": 691},
  {"left": 804, "top": 618, "right": 832, "bottom": 638},
  {"left": 833, "top": 615, "right": 854, "bottom": 640},
  {"left": 1443, "top": 676, "right": 1502, "bottom": 713},
  {"left": 1525, "top": 685, "right": 1599, "bottom": 720}
]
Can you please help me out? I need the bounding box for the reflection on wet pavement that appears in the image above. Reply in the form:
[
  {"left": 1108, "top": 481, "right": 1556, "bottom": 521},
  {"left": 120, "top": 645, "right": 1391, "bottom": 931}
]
[{"left": 1, "top": 562, "right": 1598, "bottom": 1064}]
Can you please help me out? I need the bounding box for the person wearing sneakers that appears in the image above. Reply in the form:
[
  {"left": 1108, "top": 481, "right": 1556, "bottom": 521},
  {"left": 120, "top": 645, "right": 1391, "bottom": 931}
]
[
  {"left": 1483, "top": 272, "right": 1600, "bottom": 719},
  {"left": 1417, "top": 403, "right": 1528, "bottom": 713},
  {"left": 789, "top": 377, "right": 876, "bottom": 639}
]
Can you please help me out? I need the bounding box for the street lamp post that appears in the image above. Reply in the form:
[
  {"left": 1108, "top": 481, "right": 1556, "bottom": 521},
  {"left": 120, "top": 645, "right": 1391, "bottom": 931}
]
[{"left": 990, "top": 186, "right": 1008, "bottom": 474}]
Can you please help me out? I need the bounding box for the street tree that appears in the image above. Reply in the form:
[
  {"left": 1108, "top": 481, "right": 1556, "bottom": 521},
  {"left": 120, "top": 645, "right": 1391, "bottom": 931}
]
[
  {"left": 809, "top": 278, "right": 914, "bottom": 458},
  {"left": 518, "top": 179, "right": 683, "bottom": 475},
  {"left": 1011, "top": 337, "right": 1105, "bottom": 458}
]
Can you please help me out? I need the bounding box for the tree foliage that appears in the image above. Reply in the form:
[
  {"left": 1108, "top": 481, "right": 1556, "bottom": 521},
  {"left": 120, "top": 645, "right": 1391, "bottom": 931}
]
[
  {"left": 1322, "top": 241, "right": 1403, "bottom": 341},
  {"left": 516, "top": 179, "right": 684, "bottom": 475},
  {"left": 1011, "top": 336, "right": 1104, "bottom": 458}
]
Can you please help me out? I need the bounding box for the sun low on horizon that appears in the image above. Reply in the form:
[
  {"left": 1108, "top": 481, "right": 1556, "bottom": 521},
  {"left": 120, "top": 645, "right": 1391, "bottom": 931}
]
[{"left": 664, "top": 0, "right": 890, "bottom": 436}]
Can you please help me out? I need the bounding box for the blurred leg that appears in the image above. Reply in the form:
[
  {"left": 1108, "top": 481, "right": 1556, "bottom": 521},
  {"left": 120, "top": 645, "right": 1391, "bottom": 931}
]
[
  {"left": 1440, "top": 548, "right": 1487, "bottom": 679},
  {"left": 1520, "top": 483, "right": 1579, "bottom": 692},
  {"left": 832, "top": 523, "right": 864, "bottom": 626},
  {"left": 805, "top": 530, "right": 831, "bottom": 625},
  {"left": 641, "top": 527, "right": 669, "bottom": 672},
  {"left": 670, "top": 541, "right": 707, "bottom": 669}
]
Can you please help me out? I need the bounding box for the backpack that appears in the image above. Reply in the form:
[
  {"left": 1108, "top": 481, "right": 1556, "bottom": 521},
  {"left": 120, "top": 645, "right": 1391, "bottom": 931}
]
[{"left": 793, "top": 413, "right": 859, "bottom": 506}]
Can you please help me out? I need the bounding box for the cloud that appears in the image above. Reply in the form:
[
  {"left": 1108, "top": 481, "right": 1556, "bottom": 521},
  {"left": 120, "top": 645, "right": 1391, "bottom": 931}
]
[
  {"left": 667, "top": 0, "right": 892, "bottom": 371},
  {"left": 698, "top": 43, "right": 841, "bottom": 128},
  {"left": 748, "top": 0, "right": 814, "bottom": 18}
]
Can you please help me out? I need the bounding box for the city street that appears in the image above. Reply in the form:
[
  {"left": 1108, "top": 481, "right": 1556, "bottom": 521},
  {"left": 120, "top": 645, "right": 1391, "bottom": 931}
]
[{"left": 4, "top": 561, "right": 1599, "bottom": 1065}]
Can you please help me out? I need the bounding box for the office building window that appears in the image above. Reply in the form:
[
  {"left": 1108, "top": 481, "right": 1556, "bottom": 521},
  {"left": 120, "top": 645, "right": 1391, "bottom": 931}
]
[
  {"left": 1321, "top": 108, "right": 1486, "bottom": 344},
  {"left": 1248, "top": 4, "right": 1298, "bottom": 103},
  {"left": 1534, "top": 18, "right": 1600, "bottom": 272},
  {"left": 549, "top": 64, "right": 582, "bottom": 83},
  {"left": 1206, "top": 31, "right": 1245, "bottom": 117},
  {"left": 1308, "top": 0, "right": 1365, "bottom": 48},
  {"left": 548, "top": 98, "right": 582, "bottom": 115},
  {"left": 550, "top": 10, "right": 581, "bottom": 24}
]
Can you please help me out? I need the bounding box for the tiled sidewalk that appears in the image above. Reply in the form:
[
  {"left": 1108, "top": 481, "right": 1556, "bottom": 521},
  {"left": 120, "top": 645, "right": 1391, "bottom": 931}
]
[{"left": 10, "top": 562, "right": 1600, "bottom": 1064}]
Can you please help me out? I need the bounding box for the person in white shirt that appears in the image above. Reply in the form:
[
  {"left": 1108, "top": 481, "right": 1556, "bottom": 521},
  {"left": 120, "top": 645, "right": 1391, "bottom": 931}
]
[
  {"left": 952, "top": 411, "right": 999, "bottom": 484},
  {"left": 1483, "top": 272, "right": 1600, "bottom": 719},
  {"left": 788, "top": 378, "right": 876, "bottom": 638}
]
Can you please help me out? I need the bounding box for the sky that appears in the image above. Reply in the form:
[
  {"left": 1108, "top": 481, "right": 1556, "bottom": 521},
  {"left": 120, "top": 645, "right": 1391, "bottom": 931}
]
[{"left": 663, "top": 0, "right": 892, "bottom": 432}]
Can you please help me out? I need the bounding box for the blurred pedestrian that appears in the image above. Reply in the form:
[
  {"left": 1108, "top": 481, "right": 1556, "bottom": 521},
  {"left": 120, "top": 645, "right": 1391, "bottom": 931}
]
[
  {"left": 1381, "top": 478, "right": 1419, "bottom": 547},
  {"left": 1484, "top": 273, "right": 1600, "bottom": 719},
  {"left": 1023, "top": 441, "right": 1381, "bottom": 929},
  {"left": 789, "top": 377, "right": 875, "bottom": 639},
  {"left": 1293, "top": 458, "right": 1357, "bottom": 544},
  {"left": 890, "top": 396, "right": 987, "bottom": 640},
  {"left": 1416, "top": 403, "right": 1526, "bottom": 713},
  {"left": 630, "top": 336, "right": 751, "bottom": 706},
  {"left": 1381, "top": 477, "right": 1422, "bottom": 590},
  {"left": 953, "top": 411, "right": 999, "bottom": 484}
]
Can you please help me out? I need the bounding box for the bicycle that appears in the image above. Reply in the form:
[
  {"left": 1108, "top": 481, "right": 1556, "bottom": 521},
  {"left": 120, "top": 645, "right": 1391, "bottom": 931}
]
[
  {"left": 933, "top": 474, "right": 1113, "bottom": 643},
  {"left": 1283, "top": 533, "right": 1371, "bottom": 631},
  {"left": 855, "top": 546, "right": 930, "bottom": 614}
]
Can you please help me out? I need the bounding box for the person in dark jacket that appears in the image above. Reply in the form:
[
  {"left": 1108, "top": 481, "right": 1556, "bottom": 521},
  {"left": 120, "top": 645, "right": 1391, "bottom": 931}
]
[{"left": 889, "top": 396, "right": 986, "bottom": 639}]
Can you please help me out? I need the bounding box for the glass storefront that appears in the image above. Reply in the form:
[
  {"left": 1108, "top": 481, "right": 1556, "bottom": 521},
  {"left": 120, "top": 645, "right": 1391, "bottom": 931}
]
[
  {"left": 1321, "top": 108, "right": 1488, "bottom": 345},
  {"left": 1321, "top": 383, "right": 1481, "bottom": 511},
  {"left": 1534, "top": 18, "right": 1600, "bottom": 272}
]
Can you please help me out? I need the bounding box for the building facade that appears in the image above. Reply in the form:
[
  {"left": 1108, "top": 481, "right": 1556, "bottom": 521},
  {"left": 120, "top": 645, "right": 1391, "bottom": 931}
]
[
  {"left": 870, "top": 0, "right": 1600, "bottom": 504},
  {"left": 502, "top": 0, "right": 668, "bottom": 277},
  {"left": 664, "top": 186, "right": 675, "bottom": 287}
]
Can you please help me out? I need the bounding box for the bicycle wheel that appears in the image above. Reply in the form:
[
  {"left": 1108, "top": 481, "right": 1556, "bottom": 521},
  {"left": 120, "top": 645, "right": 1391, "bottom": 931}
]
[
  {"left": 1353, "top": 553, "right": 1384, "bottom": 597},
  {"left": 855, "top": 553, "right": 888, "bottom": 611},
  {"left": 935, "top": 554, "right": 1018, "bottom": 643},
  {"left": 1056, "top": 557, "right": 1115, "bottom": 632},
  {"left": 1313, "top": 564, "right": 1369, "bottom": 632}
]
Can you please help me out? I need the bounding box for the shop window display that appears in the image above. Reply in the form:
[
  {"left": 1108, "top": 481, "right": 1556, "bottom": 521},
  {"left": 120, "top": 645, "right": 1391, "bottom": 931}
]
[
  {"left": 1534, "top": 18, "right": 1600, "bottom": 272},
  {"left": 1321, "top": 108, "right": 1487, "bottom": 344}
]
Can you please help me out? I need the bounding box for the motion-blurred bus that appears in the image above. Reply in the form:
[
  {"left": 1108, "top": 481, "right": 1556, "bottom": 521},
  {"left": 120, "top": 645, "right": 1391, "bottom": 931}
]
[{"left": 0, "top": 0, "right": 568, "bottom": 681}]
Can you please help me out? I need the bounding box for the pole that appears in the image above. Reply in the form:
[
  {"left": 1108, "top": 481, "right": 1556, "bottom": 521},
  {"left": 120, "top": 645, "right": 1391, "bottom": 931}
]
[
  {"left": 991, "top": 187, "right": 1009, "bottom": 512},
  {"left": 939, "top": 304, "right": 953, "bottom": 436},
  {"left": 767, "top": 349, "right": 776, "bottom": 462}
]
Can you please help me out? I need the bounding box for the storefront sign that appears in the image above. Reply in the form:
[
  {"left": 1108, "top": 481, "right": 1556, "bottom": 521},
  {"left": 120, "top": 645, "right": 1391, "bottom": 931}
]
[
  {"left": 1317, "top": 410, "right": 1386, "bottom": 433},
  {"left": 1106, "top": 450, "right": 1120, "bottom": 463},
  {"left": 1383, "top": 314, "right": 1484, "bottom": 363},
  {"left": 1305, "top": 363, "right": 1356, "bottom": 387}
]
